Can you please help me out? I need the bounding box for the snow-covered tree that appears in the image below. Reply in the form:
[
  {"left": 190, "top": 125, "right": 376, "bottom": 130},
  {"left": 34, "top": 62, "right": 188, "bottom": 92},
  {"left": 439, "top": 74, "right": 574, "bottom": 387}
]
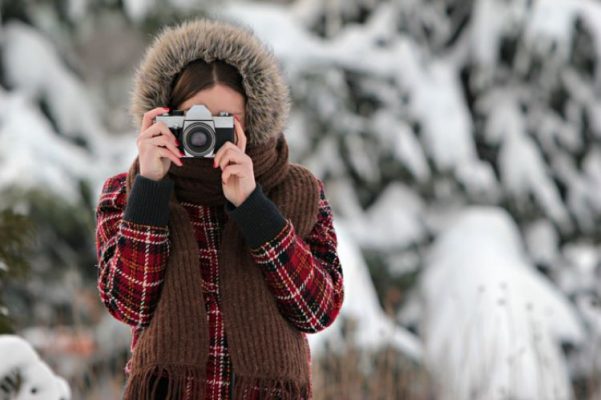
[
  {"left": 2, "top": 0, "right": 601, "bottom": 398},
  {"left": 227, "top": 0, "right": 601, "bottom": 396},
  {"left": 0, "top": 210, "right": 32, "bottom": 334}
]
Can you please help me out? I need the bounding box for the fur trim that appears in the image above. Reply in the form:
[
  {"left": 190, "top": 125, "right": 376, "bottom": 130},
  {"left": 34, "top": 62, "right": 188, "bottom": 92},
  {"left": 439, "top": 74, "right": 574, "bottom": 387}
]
[{"left": 130, "top": 18, "right": 291, "bottom": 145}]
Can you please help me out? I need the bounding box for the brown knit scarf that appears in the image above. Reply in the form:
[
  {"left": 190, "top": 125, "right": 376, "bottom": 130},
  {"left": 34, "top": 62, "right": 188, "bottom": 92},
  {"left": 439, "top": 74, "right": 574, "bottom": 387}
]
[{"left": 122, "top": 134, "right": 320, "bottom": 399}]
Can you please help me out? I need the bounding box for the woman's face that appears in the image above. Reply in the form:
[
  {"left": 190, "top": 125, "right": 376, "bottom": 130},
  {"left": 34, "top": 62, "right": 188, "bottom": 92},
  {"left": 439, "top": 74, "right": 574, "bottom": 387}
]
[{"left": 178, "top": 83, "right": 246, "bottom": 131}]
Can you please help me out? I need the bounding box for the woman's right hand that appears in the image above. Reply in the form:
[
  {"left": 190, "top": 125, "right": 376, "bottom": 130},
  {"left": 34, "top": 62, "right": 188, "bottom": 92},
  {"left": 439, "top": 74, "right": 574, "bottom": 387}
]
[{"left": 137, "top": 107, "right": 184, "bottom": 181}]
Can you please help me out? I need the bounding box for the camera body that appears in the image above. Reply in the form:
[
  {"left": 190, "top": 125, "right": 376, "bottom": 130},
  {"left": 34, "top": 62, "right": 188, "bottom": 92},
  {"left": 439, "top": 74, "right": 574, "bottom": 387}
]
[{"left": 155, "top": 104, "right": 235, "bottom": 158}]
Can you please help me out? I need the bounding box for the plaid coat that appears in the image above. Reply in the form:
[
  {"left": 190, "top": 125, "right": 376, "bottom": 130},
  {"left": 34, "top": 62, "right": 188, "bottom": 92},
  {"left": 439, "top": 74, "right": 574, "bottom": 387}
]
[{"left": 95, "top": 172, "right": 344, "bottom": 399}]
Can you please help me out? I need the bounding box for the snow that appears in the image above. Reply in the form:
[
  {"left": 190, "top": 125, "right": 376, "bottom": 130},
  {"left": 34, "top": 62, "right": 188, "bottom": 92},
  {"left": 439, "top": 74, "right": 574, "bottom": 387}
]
[
  {"left": 303, "top": 136, "right": 347, "bottom": 179},
  {"left": 0, "top": 90, "right": 93, "bottom": 201},
  {"left": 470, "top": 0, "right": 531, "bottom": 66},
  {"left": 4, "top": 0, "right": 601, "bottom": 396},
  {"left": 409, "top": 61, "right": 476, "bottom": 173},
  {"left": 479, "top": 89, "right": 571, "bottom": 228},
  {"left": 220, "top": 3, "right": 327, "bottom": 71},
  {"left": 346, "top": 182, "right": 427, "bottom": 250},
  {"left": 66, "top": 0, "right": 88, "bottom": 20},
  {"left": 219, "top": 4, "right": 601, "bottom": 391},
  {"left": 419, "top": 207, "right": 584, "bottom": 400},
  {"left": 0, "top": 88, "right": 134, "bottom": 204},
  {"left": 122, "top": 0, "right": 205, "bottom": 20},
  {"left": 525, "top": 0, "right": 601, "bottom": 77},
  {"left": 523, "top": 0, "right": 576, "bottom": 64},
  {"left": 2, "top": 22, "right": 107, "bottom": 152},
  {"left": 559, "top": 243, "right": 600, "bottom": 297},
  {"left": 327, "top": 23, "right": 479, "bottom": 181},
  {"left": 372, "top": 111, "right": 431, "bottom": 183},
  {"left": 0, "top": 335, "right": 71, "bottom": 399},
  {"left": 524, "top": 219, "right": 559, "bottom": 269},
  {"left": 308, "top": 221, "right": 422, "bottom": 364},
  {"left": 344, "top": 133, "right": 380, "bottom": 183},
  {"left": 557, "top": 242, "right": 601, "bottom": 378},
  {"left": 582, "top": 149, "right": 601, "bottom": 207},
  {"left": 224, "top": 1, "right": 496, "bottom": 197},
  {"left": 471, "top": 0, "right": 601, "bottom": 80},
  {"left": 455, "top": 160, "right": 499, "bottom": 200},
  {"left": 122, "top": 0, "right": 155, "bottom": 22},
  {"left": 532, "top": 108, "right": 581, "bottom": 156},
  {"left": 500, "top": 127, "right": 570, "bottom": 226},
  {"left": 0, "top": 21, "right": 136, "bottom": 203}
]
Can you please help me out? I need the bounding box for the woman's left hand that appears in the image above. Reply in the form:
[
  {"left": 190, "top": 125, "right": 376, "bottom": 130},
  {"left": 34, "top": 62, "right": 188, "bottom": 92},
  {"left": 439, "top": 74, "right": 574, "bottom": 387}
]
[{"left": 214, "top": 116, "right": 256, "bottom": 207}]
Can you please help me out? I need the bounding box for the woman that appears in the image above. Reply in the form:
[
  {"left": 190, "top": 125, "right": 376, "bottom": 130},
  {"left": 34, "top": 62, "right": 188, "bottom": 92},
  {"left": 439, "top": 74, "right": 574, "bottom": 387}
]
[{"left": 95, "top": 18, "right": 344, "bottom": 399}]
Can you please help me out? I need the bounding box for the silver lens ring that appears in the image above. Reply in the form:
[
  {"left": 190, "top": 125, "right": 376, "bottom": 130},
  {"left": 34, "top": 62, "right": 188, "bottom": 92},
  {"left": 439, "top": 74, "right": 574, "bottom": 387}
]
[{"left": 182, "top": 122, "right": 216, "bottom": 157}]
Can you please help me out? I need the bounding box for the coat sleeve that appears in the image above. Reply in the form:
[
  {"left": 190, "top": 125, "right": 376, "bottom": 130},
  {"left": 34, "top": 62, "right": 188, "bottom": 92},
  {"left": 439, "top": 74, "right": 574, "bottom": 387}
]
[
  {"left": 226, "top": 180, "right": 345, "bottom": 333},
  {"left": 95, "top": 173, "right": 174, "bottom": 329}
]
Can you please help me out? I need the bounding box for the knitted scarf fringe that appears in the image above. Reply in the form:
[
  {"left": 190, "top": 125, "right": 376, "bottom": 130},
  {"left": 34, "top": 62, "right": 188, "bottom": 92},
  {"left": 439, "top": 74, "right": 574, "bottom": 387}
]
[
  {"left": 232, "top": 374, "right": 311, "bottom": 400},
  {"left": 123, "top": 364, "right": 206, "bottom": 400},
  {"left": 123, "top": 366, "right": 311, "bottom": 399}
]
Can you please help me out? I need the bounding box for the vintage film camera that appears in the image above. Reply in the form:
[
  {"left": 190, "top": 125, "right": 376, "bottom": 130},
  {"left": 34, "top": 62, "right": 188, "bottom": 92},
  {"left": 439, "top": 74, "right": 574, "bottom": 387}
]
[{"left": 155, "top": 104, "right": 235, "bottom": 158}]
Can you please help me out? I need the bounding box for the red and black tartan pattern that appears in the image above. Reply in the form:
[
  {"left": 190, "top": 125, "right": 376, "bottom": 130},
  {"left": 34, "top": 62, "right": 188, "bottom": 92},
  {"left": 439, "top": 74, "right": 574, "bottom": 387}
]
[{"left": 95, "top": 173, "right": 344, "bottom": 399}]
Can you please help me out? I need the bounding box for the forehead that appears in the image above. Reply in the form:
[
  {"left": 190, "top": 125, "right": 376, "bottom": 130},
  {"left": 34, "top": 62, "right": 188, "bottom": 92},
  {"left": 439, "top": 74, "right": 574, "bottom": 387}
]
[{"left": 179, "top": 84, "right": 245, "bottom": 114}]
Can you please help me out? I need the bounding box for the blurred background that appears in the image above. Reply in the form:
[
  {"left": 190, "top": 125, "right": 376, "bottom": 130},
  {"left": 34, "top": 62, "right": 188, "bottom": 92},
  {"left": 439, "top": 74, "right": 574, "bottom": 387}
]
[{"left": 1, "top": 0, "right": 601, "bottom": 398}]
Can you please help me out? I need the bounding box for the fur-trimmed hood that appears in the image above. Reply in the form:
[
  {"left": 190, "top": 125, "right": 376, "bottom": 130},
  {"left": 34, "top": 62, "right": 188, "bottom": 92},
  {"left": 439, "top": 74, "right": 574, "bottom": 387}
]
[{"left": 130, "top": 18, "right": 291, "bottom": 145}]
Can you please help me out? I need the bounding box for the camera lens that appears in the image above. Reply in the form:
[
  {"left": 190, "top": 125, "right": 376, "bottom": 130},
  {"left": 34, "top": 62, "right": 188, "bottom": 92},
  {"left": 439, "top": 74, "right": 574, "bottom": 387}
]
[
  {"left": 182, "top": 123, "right": 215, "bottom": 157},
  {"left": 190, "top": 131, "right": 208, "bottom": 147}
]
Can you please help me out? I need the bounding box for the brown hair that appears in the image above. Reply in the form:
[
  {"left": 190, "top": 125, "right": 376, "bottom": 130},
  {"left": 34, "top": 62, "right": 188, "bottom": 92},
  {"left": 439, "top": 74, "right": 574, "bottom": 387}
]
[{"left": 168, "top": 59, "right": 247, "bottom": 110}]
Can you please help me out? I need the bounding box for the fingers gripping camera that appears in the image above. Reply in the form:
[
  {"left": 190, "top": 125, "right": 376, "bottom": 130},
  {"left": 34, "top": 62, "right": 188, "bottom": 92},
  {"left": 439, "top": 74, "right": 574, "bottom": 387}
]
[{"left": 155, "top": 104, "right": 236, "bottom": 158}]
